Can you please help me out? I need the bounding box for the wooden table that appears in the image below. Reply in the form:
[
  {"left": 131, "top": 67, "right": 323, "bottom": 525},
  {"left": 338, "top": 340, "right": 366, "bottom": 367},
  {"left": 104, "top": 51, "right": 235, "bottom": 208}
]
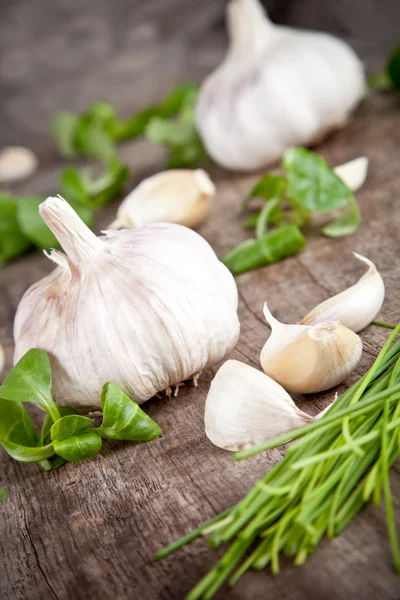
[{"left": 1, "top": 1, "right": 400, "bottom": 598}]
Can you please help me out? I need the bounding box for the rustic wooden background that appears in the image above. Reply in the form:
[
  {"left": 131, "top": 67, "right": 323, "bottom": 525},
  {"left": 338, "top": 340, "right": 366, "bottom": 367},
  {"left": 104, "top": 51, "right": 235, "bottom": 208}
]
[{"left": 1, "top": 1, "right": 400, "bottom": 599}]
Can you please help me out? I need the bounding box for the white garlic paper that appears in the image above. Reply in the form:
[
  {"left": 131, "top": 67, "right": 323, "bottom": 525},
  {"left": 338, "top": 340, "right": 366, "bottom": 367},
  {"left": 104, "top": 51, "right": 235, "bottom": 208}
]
[
  {"left": 205, "top": 360, "right": 314, "bottom": 451},
  {"left": 196, "top": 0, "right": 366, "bottom": 171},
  {"left": 14, "top": 197, "right": 240, "bottom": 411}
]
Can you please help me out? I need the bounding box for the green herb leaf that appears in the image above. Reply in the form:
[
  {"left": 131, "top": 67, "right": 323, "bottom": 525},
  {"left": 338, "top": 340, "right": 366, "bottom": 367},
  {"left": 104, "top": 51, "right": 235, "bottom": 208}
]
[
  {"left": 0, "top": 398, "right": 38, "bottom": 446},
  {"left": 221, "top": 225, "right": 306, "bottom": 276},
  {"left": 51, "top": 415, "right": 93, "bottom": 442},
  {"left": 387, "top": 43, "right": 400, "bottom": 89},
  {"left": 283, "top": 148, "right": 352, "bottom": 212},
  {"left": 322, "top": 195, "right": 361, "bottom": 238},
  {"left": 94, "top": 382, "right": 161, "bottom": 441},
  {"left": 242, "top": 212, "right": 261, "bottom": 230},
  {"left": 52, "top": 112, "right": 79, "bottom": 157},
  {"left": 255, "top": 199, "right": 281, "bottom": 239},
  {"left": 53, "top": 432, "right": 102, "bottom": 462},
  {"left": 0, "top": 349, "right": 60, "bottom": 422},
  {"left": 75, "top": 122, "right": 117, "bottom": 163},
  {"left": 0, "top": 489, "right": 7, "bottom": 501},
  {"left": 0, "top": 195, "right": 32, "bottom": 265},
  {"left": 1, "top": 440, "right": 55, "bottom": 463},
  {"left": 40, "top": 406, "right": 78, "bottom": 446},
  {"left": 242, "top": 175, "right": 286, "bottom": 212}
]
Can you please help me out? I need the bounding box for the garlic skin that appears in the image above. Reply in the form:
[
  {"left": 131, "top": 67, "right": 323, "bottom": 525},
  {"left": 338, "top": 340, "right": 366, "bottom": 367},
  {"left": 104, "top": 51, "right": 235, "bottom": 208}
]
[
  {"left": 334, "top": 157, "right": 368, "bottom": 192},
  {"left": 0, "top": 146, "right": 38, "bottom": 183},
  {"left": 0, "top": 344, "right": 4, "bottom": 377},
  {"left": 110, "top": 169, "right": 215, "bottom": 230},
  {"left": 260, "top": 305, "right": 362, "bottom": 394},
  {"left": 14, "top": 197, "right": 239, "bottom": 411},
  {"left": 300, "top": 253, "right": 384, "bottom": 333},
  {"left": 195, "top": 0, "right": 365, "bottom": 172},
  {"left": 205, "top": 359, "right": 313, "bottom": 451}
]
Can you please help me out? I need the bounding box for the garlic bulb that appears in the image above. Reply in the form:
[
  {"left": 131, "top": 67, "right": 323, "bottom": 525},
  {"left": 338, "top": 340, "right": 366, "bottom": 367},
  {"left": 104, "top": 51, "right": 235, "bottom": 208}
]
[
  {"left": 14, "top": 197, "right": 239, "bottom": 411},
  {"left": 260, "top": 304, "right": 362, "bottom": 394},
  {"left": 109, "top": 169, "right": 215, "bottom": 230},
  {"left": 334, "top": 157, "right": 368, "bottom": 192},
  {"left": 300, "top": 253, "right": 384, "bottom": 333},
  {"left": 205, "top": 359, "right": 314, "bottom": 451},
  {"left": 0, "top": 344, "right": 4, "bottom": 376},
  {"left": 195, "top": 0, "right": 365, "bottom": 171},
  {"left": 0, "top": 146, "right": 38, "bottom": 183}
]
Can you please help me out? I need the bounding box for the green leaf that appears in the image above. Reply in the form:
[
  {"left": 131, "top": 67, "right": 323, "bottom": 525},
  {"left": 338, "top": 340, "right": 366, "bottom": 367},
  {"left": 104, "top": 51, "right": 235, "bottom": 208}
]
[
  {"left": 221, "top": 225, "right": 306, "bottom": 276},
  {"left": 1, "top": 440, "right": 55, "bottom": 463},
  {"left": 94, "top": 382, "right": 161, "bottom": 441},
  {"left": 255, "top": 199, "right": 282, "bottom": 239},
  {"left": 75, "top": 122, "right": 117, "bottom": 162},
  {"left": 0, "top": 398, "right": 38, "bottom": 446},
  {"left": 0, "top": 489, "right": 7, "bottom": 501},
  {"left": 0, "top": 195, "right": 31, "bottom": 265},
  {"left": 242, "top": 212, "right": 260, "bottom": 230},
  {"left": 86, "top": 161, "right": 129, "bottom": 209},
  {"left": 387, "top": 43, "right": 400, "bottom": 89},
  {"left": 53, "top": 432, "right": 102, "bottom": 462},
  {"left": 242, "top": 175, "right": 286, "bottom": 212},
  {"left": 322, "top": 195, "right": 361, "bottom": 238},
  {"left": 283, "top": 148, "right": 352, "bottom": 212},
  {"left": 51, "top": 415, "right": 93, "bottom": 442},
  {"left": 40, "top": 406, "right": 78, "bottom": 446},
  {"left": 52, "top": 112, "right": 79, "bottom": 157},
  {"left": 0, "top": 349, "right": 60, "bottom": 422}
]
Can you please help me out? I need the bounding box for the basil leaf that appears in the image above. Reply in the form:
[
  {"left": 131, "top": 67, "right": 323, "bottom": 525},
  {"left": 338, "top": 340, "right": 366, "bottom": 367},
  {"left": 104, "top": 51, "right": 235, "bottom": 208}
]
[
  {"left": 0, "top": 195, "right": 31, "bottom": 265},
  {"left": 53, "top": 432, "right": 102, "bottom": 462},
  {"left": 242, "top": 212, "right": 260, "bottom": 230},
  {"left": 283, "top": 148, "right": 352, "bottom": 212},
  {"left": 1, "top": 440, "right": 55, "bottom": 463},
  {"left": 322, "top": 195, "right": 361, "bottom": 238},
  {"left": 387, "top": 43, "right": 400, "bottom": 89},
  {"left": 52, "top": 112, "right": 79, "bottom": 157},
  {"left": 75, "top": 122, "right": 117, "bottom": 163},
  {"left": 94, "top": 382, "right": 161, "bottom": 441},
  {"left": 86, "top": 161, "right": 129, "bottom": 209},
  {"left": 255, "top": 199, "right": 282, "bottom": 239},
  {"left": 222, "top": 225, "right": 306, "bottom": 276},
  {"left": 0, "top": 398, "right": 38, "bottom": 446},
  {"left": 40, "top": 406, "right": 78, "bottom": 446},
  {"left": 51, "top": 415, "right": 93, "bottom": 442},
  {"left": 242, "top": 175, "right": 286, "bottom": 212},
  {"left": 0, "top": 349, "right": 60, "bottom": 422},
  {"left": 59, "top": 168, "right": 89, "bottom": 206},
  {"left": 0, "top": 489, "right": 7, "bottom": 501}
]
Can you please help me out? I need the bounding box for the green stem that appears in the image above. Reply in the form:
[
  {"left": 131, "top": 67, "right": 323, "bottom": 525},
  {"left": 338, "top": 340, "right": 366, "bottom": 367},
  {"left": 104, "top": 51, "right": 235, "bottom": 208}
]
[{"left": 372, "top": 321, "right": 397, "bottom": 330}]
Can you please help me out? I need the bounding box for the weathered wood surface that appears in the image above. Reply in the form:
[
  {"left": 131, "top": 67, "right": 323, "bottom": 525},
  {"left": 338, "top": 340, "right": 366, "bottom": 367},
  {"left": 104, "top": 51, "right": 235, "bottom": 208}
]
[{"left": 1, "top": 1, "right": 400, "bottom": 599}]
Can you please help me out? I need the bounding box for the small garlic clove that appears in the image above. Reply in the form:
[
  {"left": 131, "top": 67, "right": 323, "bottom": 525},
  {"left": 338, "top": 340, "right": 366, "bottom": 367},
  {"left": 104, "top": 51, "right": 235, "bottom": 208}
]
[
  {"left": 0, "top": 146, "right": 38, "bottom": 183},
  {"left": 261, "top": 304, "right": 362, "bottom": 394},
  {"left": 0, "top": 344, "right": 4, "bottom": 376},
  {"left": 205, "top": 359, "right": 313, "bottom": 451},
  {"left": 300, "top": 253, "right": 385, "bottom": 333},
  {"left": 334, "top": 157, "right": 368, "bottom": 192},
  {"left": 109, "top": 169, "right": 215, "bottom": 230}
]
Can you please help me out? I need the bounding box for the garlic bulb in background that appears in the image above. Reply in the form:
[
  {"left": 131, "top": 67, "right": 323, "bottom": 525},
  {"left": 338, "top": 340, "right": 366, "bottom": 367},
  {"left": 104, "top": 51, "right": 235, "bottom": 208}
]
[
  {"left": 300, "top": 253, "right": 384, "bottom": 333},
  {"left": 0, "top": 344, "right": 4, "bottom": 376},
  {"left": 260, "top": 304, "right": 362, "bottom": 394},
  {"left": 0, "top": 146, "right": 38, "bottom": 183},
  {"left": 14, "top": 197, "right": 239, "bottom": 411},
  {"left": 334, "top": 157, "right": 368, "bottom": 192},
  {"left": 195, "top": 0, "right": 365, "bottom": 171},
  {"left": 109, "top": 169, "right": 215, "bottom": 230},
  {"left": 205, "top": 359, "right": 314, "bottom": 451}
]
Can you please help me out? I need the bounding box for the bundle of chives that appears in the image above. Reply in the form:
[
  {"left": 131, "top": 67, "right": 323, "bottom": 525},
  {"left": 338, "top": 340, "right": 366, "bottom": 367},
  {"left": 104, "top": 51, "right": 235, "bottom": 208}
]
[{"left": 155, "top": 324, "right": 400, "bottom": 599}]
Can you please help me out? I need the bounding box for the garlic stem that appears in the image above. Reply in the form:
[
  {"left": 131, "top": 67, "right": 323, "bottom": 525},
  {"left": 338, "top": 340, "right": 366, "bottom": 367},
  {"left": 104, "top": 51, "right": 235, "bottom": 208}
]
[
  {"left": 228, "top": 0, "right": 278, "bottom": 59},
  {"left": 39, "top": 197, "right": 104, "bottom": 267}
]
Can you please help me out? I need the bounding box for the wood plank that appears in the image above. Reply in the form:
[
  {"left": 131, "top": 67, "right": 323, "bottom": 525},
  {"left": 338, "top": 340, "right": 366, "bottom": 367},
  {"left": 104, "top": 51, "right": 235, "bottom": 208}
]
[{"left": 1, "top": 1, "right": 400, "bottom": 599}]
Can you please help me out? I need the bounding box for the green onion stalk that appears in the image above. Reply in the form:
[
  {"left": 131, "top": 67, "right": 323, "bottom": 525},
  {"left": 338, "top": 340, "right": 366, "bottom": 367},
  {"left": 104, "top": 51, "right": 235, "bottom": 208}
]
[{"left": 155, "top": 322, "right": 400, "bottom": 599}]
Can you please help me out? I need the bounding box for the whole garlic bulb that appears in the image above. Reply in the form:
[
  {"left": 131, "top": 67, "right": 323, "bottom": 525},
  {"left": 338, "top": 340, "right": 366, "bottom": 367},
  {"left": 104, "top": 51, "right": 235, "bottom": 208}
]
[
  {"left": 260, "top": 304, "right": 362, "bottom": 394},
  {"left": 14, "top": 197, "right": 240, "bottom": 411},
  {"left": 196, "top": 0, "right": 366, "bottom": 171},
  {"left": 205, "top": 359, "right": 314, "bottom": 451},
  {"left": 109, "top": 169, "right": 215, "bottom": 230}
]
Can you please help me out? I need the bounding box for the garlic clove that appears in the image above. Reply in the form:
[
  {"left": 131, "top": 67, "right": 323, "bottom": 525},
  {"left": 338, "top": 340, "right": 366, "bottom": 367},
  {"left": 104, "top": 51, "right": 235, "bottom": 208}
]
[
  {"left": 0, "top": 344, "right": 4, "bottom": 376},
  {"left": 260, "top": 304, "right": 362, "bottom": 394},
  {"left": 300, "top": 253, "right": 384, "bottom": 333},
  {"left": 334, "top": 157, "right": 368, "bottom": 192},
  {"left": 205, "top": 359, "right": 314, "bottom": 451},
  {"left": 109, "top": 169, "right": 215, "bottom": 230},
  {"left": 0, "top": 146, "right": 38, "bottom": 183}
]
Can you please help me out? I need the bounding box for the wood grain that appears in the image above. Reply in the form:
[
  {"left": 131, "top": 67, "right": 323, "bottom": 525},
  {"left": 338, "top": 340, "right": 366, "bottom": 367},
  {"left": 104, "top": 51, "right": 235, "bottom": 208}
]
[{"left": 1, "top": 1, "right": 400, "bottom": 599}]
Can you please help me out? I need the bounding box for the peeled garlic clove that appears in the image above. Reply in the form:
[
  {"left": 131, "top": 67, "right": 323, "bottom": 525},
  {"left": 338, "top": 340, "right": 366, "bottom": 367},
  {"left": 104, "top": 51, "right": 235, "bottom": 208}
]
[
  {"left": 300, "top": 253, "right": 384, "bottom": 333},
  {"left": 0, "top": 344, "right": 4, "bottom": 376},
  {"left": 110, "top": 169, "right": 215, "bottom": 230},
  {"left": 205, "top": 359, "right": 313, "bottom": 451},
  {"left": 195, "top": 0, "right": 365, "bottom": 171},
  {"left": 334, "top": 157, "right": 368, "bottom": 192},
  {"left": 260, "top": 305, "right": 362, "bottom": 394},
  {"left": 0, "top": 146, "right": 38, "bottom": 183},
  {"left": 14, "top": 197, "right": 239, "bottom": 412}
]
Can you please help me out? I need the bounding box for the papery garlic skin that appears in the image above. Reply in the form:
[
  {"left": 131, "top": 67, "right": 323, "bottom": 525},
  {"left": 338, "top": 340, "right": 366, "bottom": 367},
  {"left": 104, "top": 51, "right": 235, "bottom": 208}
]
[
  {"left": 300, "top": 253, "right": 384, "bottom": 333},
  {"left": 14, "top": 197, "right": 239, "bottom": 411},
  {"left": 261, "top": 305, "right": 362, "bottom": 394},
  {"left": 110, "top": 169, "right": 215, "bottom": 230},
  {"left": 195, "top": 0, "right": 365, "bottom": 172},
  {"left": 205, "top": 359, "right": 313, "bottom": 451},
  {"left": 334, "top": 157, "right": 368, "bottom": 192},
  {"left": 0, "top": 146, "right": 38, "bottom": 183}
]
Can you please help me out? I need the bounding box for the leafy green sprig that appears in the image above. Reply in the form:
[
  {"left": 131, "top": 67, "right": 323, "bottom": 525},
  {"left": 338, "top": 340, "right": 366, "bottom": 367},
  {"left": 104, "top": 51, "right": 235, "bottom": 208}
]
[
  {"left": 369, "top": 43, "right": 400, "bottom": 91},
  {"left": 0, "top": 349, "right": 161, "bottom": 469},
  {"left": 222, "top": 148, "right": 361, "bottom": 276},
  {"left": 155, "top": 323, "right": 400, "bottom": 598}
]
